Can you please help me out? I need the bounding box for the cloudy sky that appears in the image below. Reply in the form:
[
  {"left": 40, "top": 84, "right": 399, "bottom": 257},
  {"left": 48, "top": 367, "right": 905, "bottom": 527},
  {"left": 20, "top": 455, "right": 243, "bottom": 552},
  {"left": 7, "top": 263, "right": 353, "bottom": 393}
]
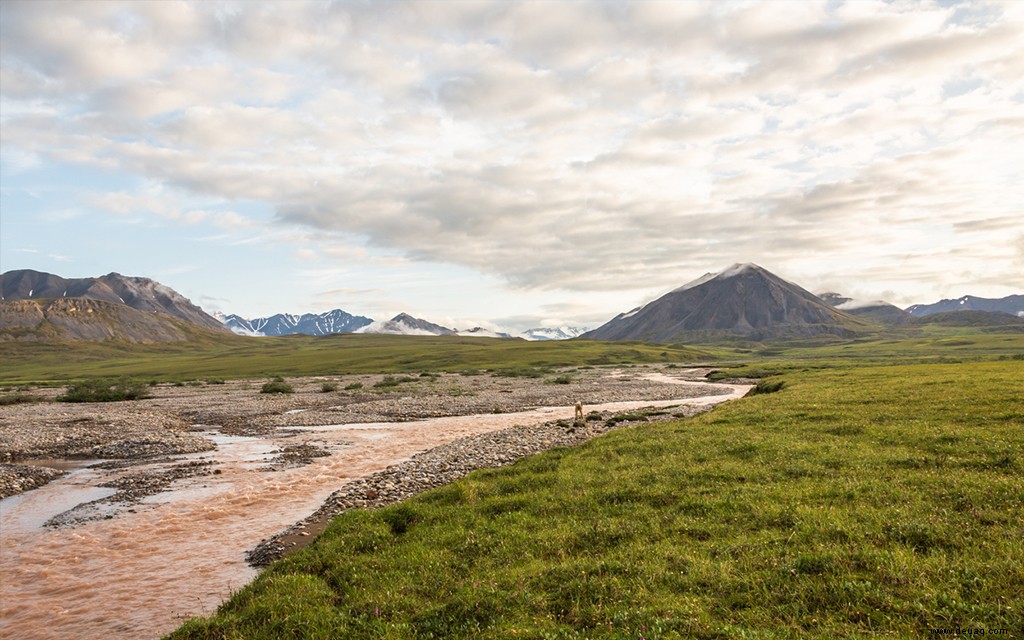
[{"left": 2, "top": 0, "right": 1022, "bottom": 332}]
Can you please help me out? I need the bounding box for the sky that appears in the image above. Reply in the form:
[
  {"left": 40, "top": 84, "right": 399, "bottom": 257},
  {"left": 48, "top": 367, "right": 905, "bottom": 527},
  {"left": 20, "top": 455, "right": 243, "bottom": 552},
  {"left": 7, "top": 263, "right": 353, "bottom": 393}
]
[{"left": 2, "top": 0, "right": 1022, "bottom": 333}]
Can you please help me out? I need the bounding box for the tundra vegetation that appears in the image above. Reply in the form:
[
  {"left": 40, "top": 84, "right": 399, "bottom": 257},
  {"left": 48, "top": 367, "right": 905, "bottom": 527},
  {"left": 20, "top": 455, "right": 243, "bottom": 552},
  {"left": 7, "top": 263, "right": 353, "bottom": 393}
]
[
  {"left": 1, "top": 330, "right": 1020, "bottom": 638},
  {"left": 167, "top": 356, "right": 1023, "bottom": 639}
]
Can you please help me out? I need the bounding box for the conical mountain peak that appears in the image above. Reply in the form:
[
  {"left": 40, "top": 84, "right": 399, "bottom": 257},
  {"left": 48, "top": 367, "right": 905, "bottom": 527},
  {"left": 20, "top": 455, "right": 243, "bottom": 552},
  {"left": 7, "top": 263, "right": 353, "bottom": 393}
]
[{"left": 583, "top": 264, "right": 867, "bottom": 343}]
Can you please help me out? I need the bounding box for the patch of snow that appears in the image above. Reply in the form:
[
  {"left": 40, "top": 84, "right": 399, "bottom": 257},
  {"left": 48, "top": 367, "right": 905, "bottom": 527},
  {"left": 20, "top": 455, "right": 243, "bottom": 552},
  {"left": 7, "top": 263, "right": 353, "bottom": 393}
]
[
  {"left": 717, "top": 263, "right": 758, "bottom": 279},
  {"left": 620, "top": 306, "right": 641, "bottom": 319},
  {"left": 670, "top": 272, "right": 718, "bottom": 294},
  {"left": 229, "top": 326, "right": 265, "bottom": 337},
  {"left": 670, "top": 263, "right": 759, "bottom": 294},
  {"left": 521, "top": 326, "right": 589, "bottom": 341},
  {"left": 455, "top": 327, "right": 508, "bottom": 338},
  {"left": 28, "top": 289, "right": 33, "bottom": 297}
]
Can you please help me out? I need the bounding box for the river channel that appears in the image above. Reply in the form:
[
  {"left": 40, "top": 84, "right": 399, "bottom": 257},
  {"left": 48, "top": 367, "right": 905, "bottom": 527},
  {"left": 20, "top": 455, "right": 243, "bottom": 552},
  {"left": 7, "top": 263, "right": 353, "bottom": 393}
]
[{"left": 0, "top": 376, "right": 749, "bottom": 640}]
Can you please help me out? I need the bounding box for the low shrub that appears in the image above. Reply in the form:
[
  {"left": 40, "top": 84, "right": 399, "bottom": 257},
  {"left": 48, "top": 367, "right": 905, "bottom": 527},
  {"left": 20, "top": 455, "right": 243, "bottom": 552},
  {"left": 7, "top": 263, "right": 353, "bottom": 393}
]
[
  {"left": 58, "top": 379, "right": 151, "bottom": 403},
  {"left": 373, "top": 376, "right": 401, "bottom": 388},
  {"left": 261, "top": 380, "right": 294, "bottom": 394},
  {"left": 373, "top": 376, "right": 417, "bottom": 389},
  {"left": 494, "top": 367, "right": 549, "bottom": 378},
  {"left": 344, "top": 382, "right": 363, "bottom": 391},
  {"left": 320, "top": 382, "right": 338, "bottom": 393},
  {"left": 547, "top": 374, "right": 574, "bottom": 385},
  {"left": 749, "top": 379, "right": 786, "bottom": 395}
]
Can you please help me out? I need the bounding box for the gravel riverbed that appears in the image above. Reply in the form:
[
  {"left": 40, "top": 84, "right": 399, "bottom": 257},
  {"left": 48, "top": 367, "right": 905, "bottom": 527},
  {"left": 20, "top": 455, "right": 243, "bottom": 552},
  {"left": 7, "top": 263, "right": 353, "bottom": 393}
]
[{"left": 0, "top": 366, "right": 739, "bottom": 507}]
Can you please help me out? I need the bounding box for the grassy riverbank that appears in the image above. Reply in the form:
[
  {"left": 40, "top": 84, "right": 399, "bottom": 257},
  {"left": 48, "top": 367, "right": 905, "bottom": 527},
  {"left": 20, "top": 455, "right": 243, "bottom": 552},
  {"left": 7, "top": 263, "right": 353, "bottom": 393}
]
[{"left": 170, "top": 359, "right": 1024, "bottom": 639}]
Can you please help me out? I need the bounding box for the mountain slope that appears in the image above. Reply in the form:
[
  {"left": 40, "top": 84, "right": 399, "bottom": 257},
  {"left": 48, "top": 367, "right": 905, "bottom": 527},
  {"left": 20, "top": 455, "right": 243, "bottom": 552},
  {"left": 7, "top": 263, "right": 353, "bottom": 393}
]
[
  {"left": 906, "top": 294, "right": 1024, "bottom": 317},
  {"left": 911, "top": 310, "right": 1024, "bottom": 329},
  {"left": 583, "top": 263, "right": 869, "bottom": 343},
  {"left": 0, "top": 298, "right": 221, "bottom": 343},
  {"left": 0, "top": 269, "right": 228, "bottom": 332},
  {"left": 219, "top": 310, "right": 373, "bottom": 336}
]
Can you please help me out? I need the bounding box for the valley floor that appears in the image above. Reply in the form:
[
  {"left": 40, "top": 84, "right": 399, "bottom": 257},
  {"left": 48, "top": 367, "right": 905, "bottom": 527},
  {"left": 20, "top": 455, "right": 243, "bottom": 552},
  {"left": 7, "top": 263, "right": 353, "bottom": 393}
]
[
  {"left": 0, "top": 365, "right": 746, "bottom": 640},
  {"left": 0, "top": 366, "right": 734, "bottom": 499}
]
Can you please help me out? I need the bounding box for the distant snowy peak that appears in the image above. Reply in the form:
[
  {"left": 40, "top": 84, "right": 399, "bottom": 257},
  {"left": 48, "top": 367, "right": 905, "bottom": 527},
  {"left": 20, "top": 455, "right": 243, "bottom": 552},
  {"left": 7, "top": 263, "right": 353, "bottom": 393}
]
[
  {"left": 906, "top": 294, "right": 1024, "bottom": 317},
  {"left": 220, "top": 309, "right": 373, "bottom": 336},
  {"left": 521, "top": 326, "right": 589, "bottom": 341},
  {"left": 357, "top": 313, "right": 455, "bottom": 336}
]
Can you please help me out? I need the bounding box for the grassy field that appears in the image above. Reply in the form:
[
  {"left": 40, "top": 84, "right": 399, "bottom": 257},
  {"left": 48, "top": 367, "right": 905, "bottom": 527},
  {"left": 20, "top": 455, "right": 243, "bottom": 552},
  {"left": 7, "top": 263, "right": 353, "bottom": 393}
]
[
  {"left": 169, "top": 357, "right": 1023, "bottom": 639},
  {"left": 0, "top": 334, "right": 716, "bottom": 385},
  {"left": 3, "top": 324, "right": 1021, "bottom": 387}
]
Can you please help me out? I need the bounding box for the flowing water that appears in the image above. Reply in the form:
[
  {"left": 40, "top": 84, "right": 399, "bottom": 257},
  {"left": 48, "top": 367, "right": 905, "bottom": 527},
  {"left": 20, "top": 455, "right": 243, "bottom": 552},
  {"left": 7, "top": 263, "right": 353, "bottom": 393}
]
[{"left": 0, "top": 377, "right": 748, "bottom": 640}]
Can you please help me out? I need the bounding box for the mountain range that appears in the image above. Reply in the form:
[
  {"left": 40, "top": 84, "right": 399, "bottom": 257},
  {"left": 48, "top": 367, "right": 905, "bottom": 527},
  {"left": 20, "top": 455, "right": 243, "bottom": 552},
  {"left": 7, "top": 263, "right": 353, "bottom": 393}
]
[
  {"left": 220, "top": 310, "right": 587, "bottom": 340},
  {"left": 217, "top": 310, "right": 373, "bottom": 337},
  {"left": 905, "top": 295, "right": 1024, "bottom": 317},
  {"left": 2, "top": 267, "right": 1020, "bottom": 344}
]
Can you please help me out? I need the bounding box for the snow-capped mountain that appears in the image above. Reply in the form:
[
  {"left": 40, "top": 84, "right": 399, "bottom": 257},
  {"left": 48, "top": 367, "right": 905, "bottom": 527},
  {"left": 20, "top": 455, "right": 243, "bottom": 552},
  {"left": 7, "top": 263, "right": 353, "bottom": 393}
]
[
  {"left": 356, "top": 313, "right": 456, "bottom": 336},
  {"left": 906, "top": 295, "right": 1024, "bottom": 317},
  {"left": 218, "top": 309, "right": 373, "bottom": 336},
  {"left": 521, "top": 326, "right": 589, "bottom": 341}
]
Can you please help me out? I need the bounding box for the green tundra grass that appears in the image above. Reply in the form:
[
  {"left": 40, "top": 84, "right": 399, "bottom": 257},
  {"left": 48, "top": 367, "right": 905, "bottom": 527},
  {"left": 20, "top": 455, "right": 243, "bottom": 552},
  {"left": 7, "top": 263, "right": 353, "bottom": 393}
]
[
  {"left": 0, "top": 334, "right": 715, "bottom": 385},
  {"left": 169, "top": 358, "right": 1024, "bottom": 639}
]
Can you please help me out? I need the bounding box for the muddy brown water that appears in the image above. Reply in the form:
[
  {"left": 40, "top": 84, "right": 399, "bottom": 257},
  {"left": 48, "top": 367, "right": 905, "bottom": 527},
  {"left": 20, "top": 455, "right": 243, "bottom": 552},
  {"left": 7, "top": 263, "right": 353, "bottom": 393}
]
[{"left": 0, "top": 377, "right": 749, "bottom": 640}]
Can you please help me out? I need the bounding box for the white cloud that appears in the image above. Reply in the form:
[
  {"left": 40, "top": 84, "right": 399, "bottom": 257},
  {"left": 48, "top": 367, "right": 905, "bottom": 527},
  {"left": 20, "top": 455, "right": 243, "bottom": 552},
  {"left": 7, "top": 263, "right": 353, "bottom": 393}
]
[{"left": 2, "top": 0, "right": 1022, "bottom": 319}]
